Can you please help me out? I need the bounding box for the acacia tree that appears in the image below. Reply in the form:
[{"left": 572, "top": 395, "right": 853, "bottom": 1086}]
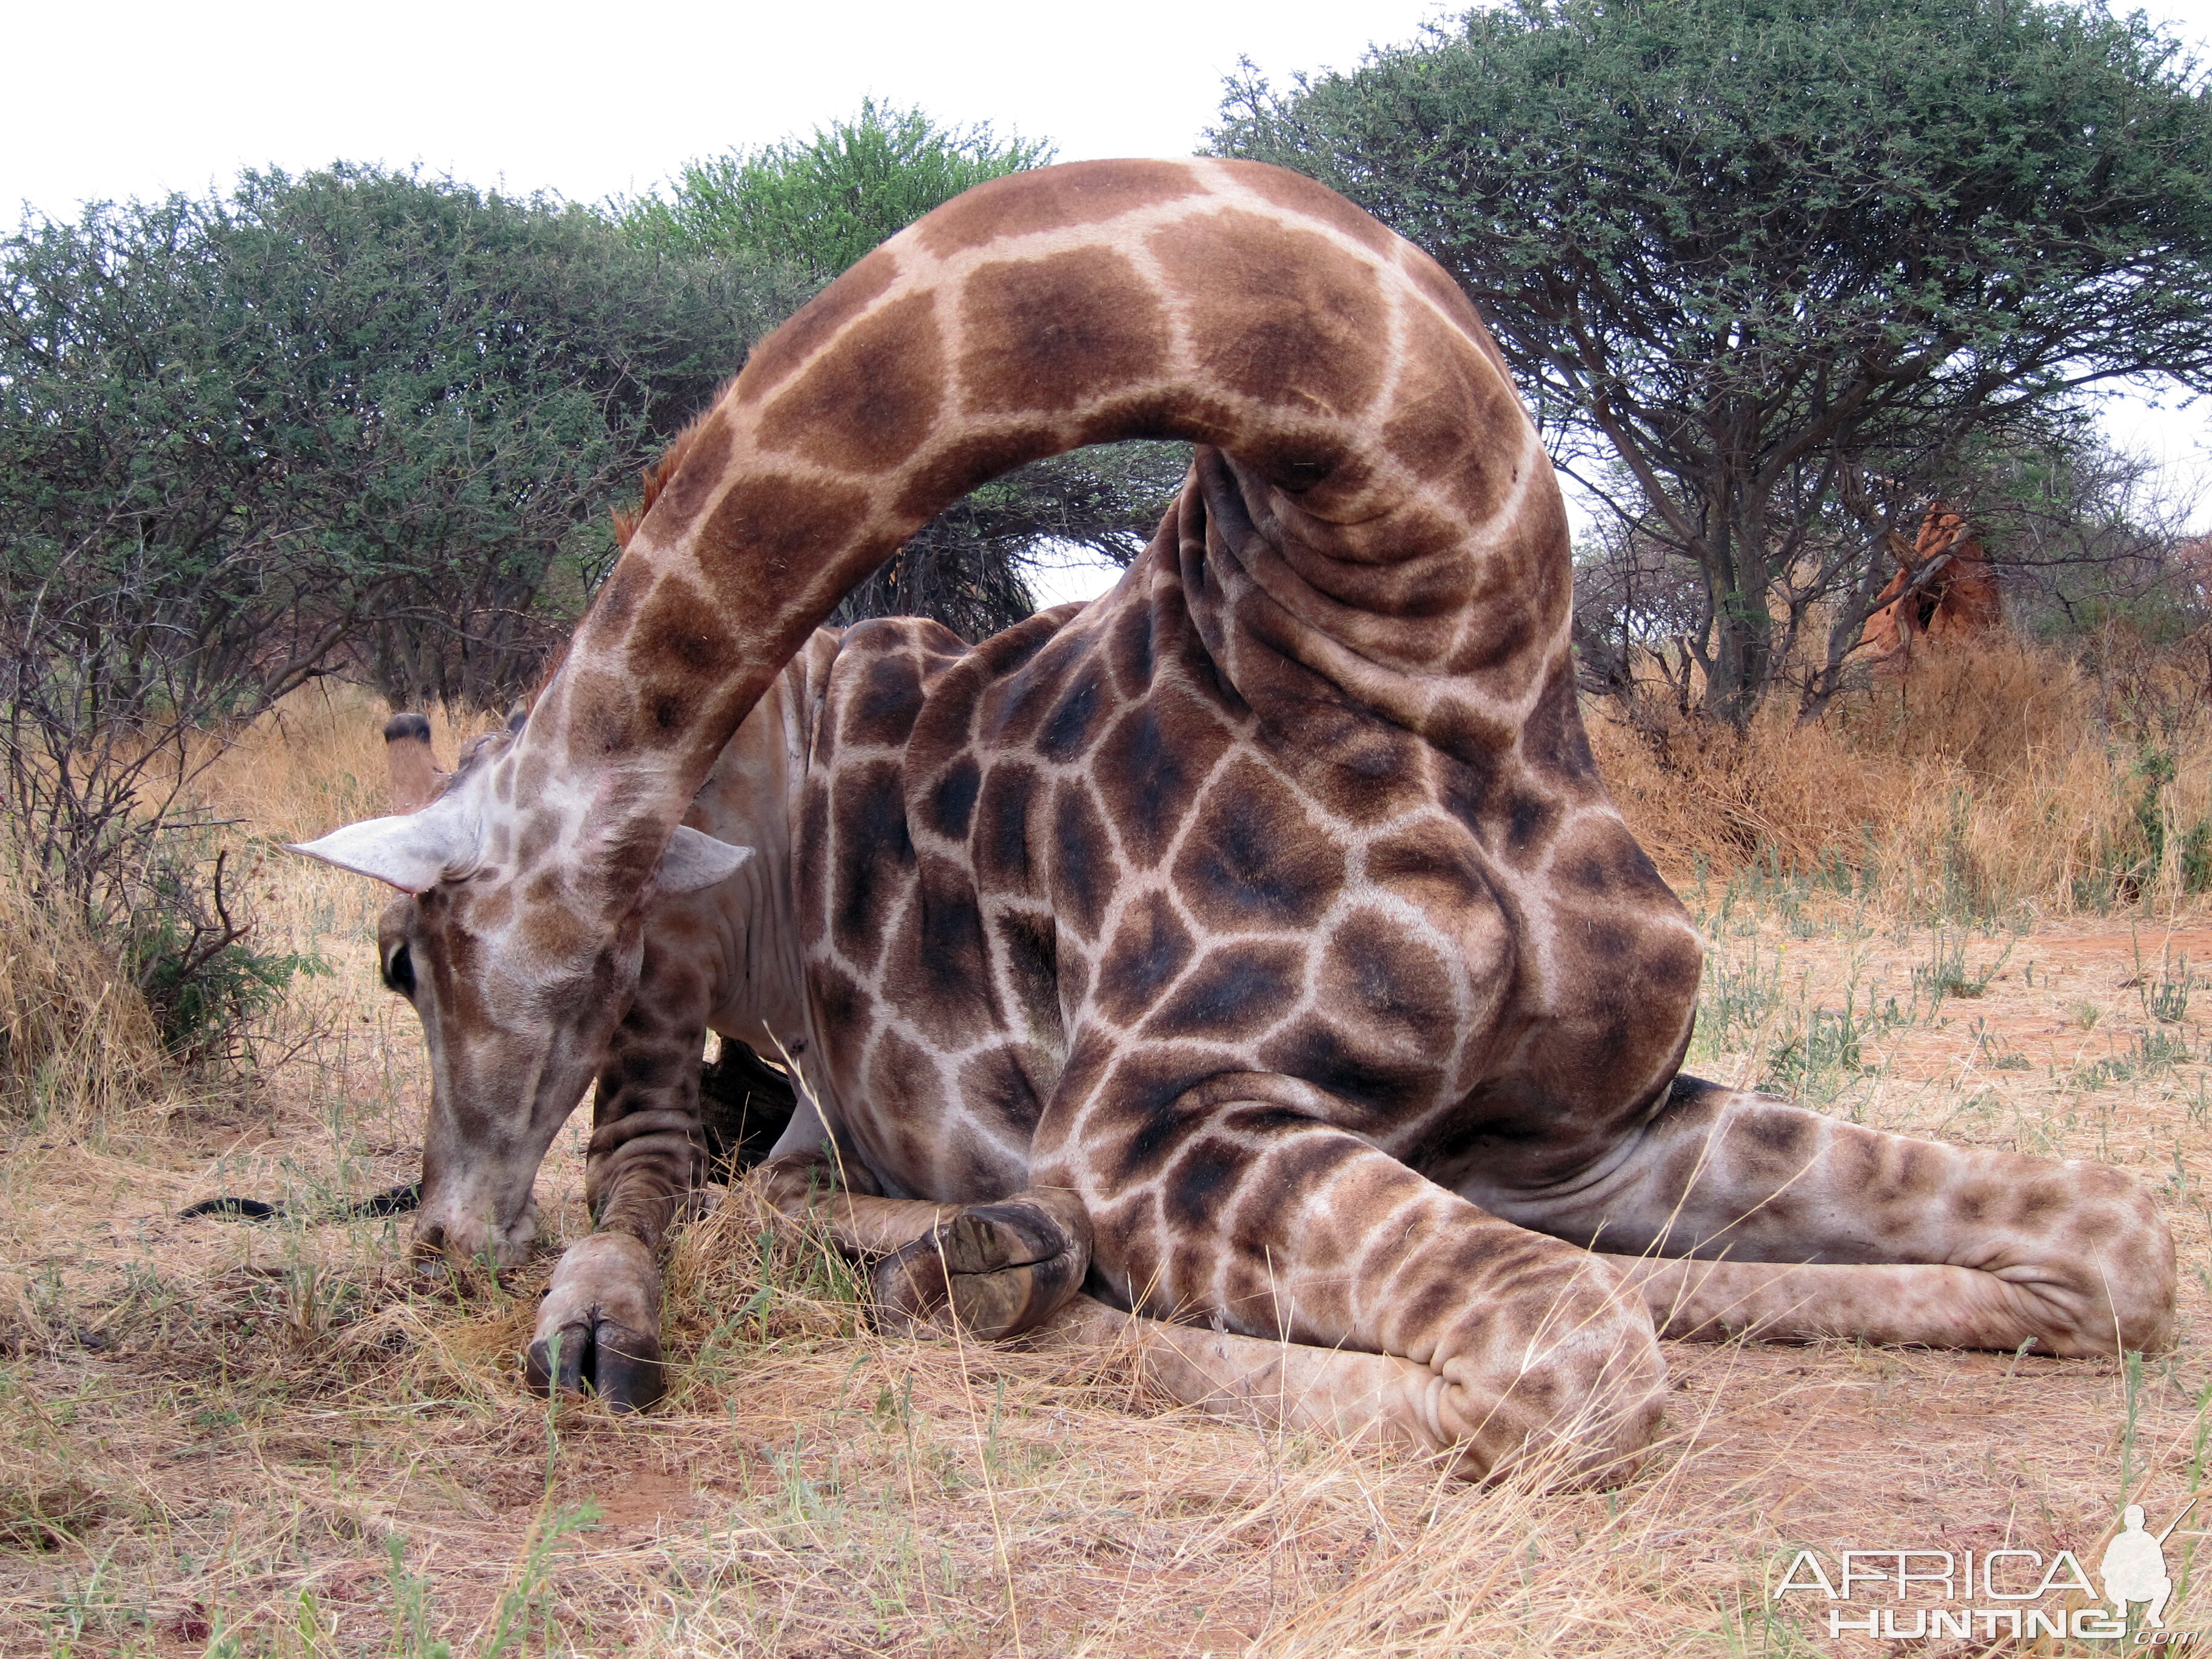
[
  {"left": 622, "top": 103, "right": 1185, "bottom": 638},
  {"left": 0, "top": 168, "right": 814, "bottom": 1062},
  {"left": 621, "top": 97, "right": 1054, "bottom": 278},
  {"left": 1218, "top": 0, "right": 2212, "bottom": 722}
]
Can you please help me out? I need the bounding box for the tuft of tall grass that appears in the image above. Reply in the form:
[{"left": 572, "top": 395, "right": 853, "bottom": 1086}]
[
  {"left": 0, "top": 826, "right": 163, "bottom": 1121},
  {"left": 1592, "top": 637, "right": 2212, "bottom": 916}
]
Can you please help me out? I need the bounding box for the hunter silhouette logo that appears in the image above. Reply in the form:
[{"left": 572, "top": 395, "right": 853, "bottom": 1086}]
[
  {"left": 1774, "top": 1499, "right": 2202, "bottom": 1641},
  {"left": 2104, "top": 1500, "right": 2196, "bottom": 1631}
]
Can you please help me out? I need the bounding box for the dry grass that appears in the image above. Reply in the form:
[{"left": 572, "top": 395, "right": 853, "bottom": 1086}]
[
  {"left": 2, "top": 674, "right": 2211, "bottom": 1654},
  {"left": 1594, "top": 634, "right": 2212, "bottom": 916}
]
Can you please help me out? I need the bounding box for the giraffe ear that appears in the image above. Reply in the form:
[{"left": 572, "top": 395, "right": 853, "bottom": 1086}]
[
  {"left": 653, "top": 825, "right": 754, "bottom": 896},
  {"left": 287, "top": 801, "right": 475, "bottom": 894}
]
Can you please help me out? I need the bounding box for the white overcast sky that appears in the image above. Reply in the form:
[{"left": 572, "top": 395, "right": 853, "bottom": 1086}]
[{"left": 7, "top": 0, "right": 2212, "bottom": 595}]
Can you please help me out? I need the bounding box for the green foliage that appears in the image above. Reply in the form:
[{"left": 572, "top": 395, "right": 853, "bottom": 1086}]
[
  {"left": 121, "top": 848, "right": 328, "bottom": 1071},
  {"left": 620, "top": 98, "right": 1052, "bottom": 278},
  {"left": 2, "top": 164, "right": 806, "bottom": 714},
  {"left": 1219, "top": 0, "right": 2212, "bottom": 722}
]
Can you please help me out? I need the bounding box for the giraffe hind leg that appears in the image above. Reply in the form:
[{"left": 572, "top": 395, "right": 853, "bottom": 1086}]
[{"left": 1479, "top": 1078, "right": 2175, "bottom": 1358}]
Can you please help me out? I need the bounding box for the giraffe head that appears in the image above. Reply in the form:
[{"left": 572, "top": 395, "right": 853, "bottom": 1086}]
[{"left": 292, "top": 714, "right": 752, "bottom": 1265}]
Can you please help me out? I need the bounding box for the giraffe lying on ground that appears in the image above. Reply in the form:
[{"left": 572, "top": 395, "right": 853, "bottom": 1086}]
[
  {"left": 293, "top": 160, "right": 2173, "bottom": 1484},
  {"left": 1861, "top": 501, "right": 2005, "bottom": 672}
]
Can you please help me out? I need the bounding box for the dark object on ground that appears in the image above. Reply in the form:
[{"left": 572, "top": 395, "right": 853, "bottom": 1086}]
[
  {"left": 179, "top": 1182, "right": 421, "bottom": 1223},
  {"left": 698, "top": 1039, "right": 799, "bottom": 1176}
]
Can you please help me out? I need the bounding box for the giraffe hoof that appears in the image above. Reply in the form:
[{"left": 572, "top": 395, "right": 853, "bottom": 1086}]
[
  {"left": 872, "top": 1201, "right": 1087, "bottom": 1341},
  {"left": 526, "top": 1231, "right": 666, "bottom": 1412},
  {"left": 525, "top": 1317, "right": 666, "bottom": 1413}
]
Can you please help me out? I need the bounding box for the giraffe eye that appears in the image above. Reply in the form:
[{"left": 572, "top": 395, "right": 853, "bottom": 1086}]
[{"left": 381, "top": 942, "right": 417, "bottom": 1000}]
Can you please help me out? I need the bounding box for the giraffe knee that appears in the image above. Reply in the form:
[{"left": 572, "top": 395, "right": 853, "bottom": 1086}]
[
  {"left": 1989, "top": 1161, "right": 2177, "bottom": 1356},
  {"left": 1429, "top": 1270, "right": 1667, "bottom": 1487},
  {"left": 2056, "top": 1162, "right": 2176, "bottom": 1353}
]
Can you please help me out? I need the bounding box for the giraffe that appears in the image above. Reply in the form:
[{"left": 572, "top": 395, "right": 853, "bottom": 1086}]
[
  {"left": 381, "top": 711, "right": 451, "bottom": 815},
  {"left": 292, "top": 159, "right": 2174, "bottom": 1484},
  {"left": 1861, "top": 501, "right": 2005, "bottom": 672}
]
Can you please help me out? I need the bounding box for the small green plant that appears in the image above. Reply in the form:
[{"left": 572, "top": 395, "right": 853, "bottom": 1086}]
[
  {"left": 480, "top": 1503, "right": 601, "bottom": 1659},
  {"left": 124, "top": 847, "right": 328, "bottom": 1072},
  {"left": 385, "top": 1532, "right": 453, "bottom": 1658},
  {"left": 1763, "top": 1008, "right": 1868, "bottom": 1103},
  {"left": 1911, "top": 922, "right": 2014, "bottom": 1008},
  {"left": 2140, "top": 954, "right": 2196, "bottom": 1024},
  {"left": 1692, "top": 917, "right": 1785, "bottom": 1059}
]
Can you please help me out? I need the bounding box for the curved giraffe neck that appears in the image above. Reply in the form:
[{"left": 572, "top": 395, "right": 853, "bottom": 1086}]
[{"left": 514, "top": 157, "right": 1572, "bottom": 908}]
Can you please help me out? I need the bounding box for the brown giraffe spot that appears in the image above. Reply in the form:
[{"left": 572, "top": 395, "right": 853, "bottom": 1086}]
[
  {"left": 1049, "top": 779, "right": 1118, "bottom": 941},
  {"left": 512, "top": 812, "right": 557, "bottom": 875},
  {"left": 989, "top": 908, "right": 1061, "bottom": 1036},
  {"left": 1093, "top": 891, "right": 1197, "bottom": 1028},
  {"left": 1282, "top": 709, "right": 1429, "bottom": 826},
  {"left": 1553, "top": 820, "right": 1671, "bottom": 902},
  {"left": 1034, "top": 659, "right": 1113, "bottom": 763},
  {"left": 1227, "top": 163, "right": 1396, "bottom": 254},
  {"left": 1522, "top": 660, "right": 1600, "bottom": 789},
  {"left": 1315, "top": 911, "right": 1457, "bottom": 1061},
  {"left": 1169, "top": 757, "right": 1345, "bottom": 932},
  {"left": 957, "top": 247, "right": 1171, "bottom": 415},
  {"left": 827, "top": 759, "right": 914, "bottom": 973},
  {"left": 1235, "top": 1132, "right": 1371, "bottom": 1262},
  {"left": 1101, "top": 1048, "right": 1249, "bottom": 1184},
  {"left": 697, "top": 472, "right": 875, "bottom": 592},
  {"left": 839, "top": 645, "right": 933, "bottom": 752},
  {"left": 894, "top": 427, "right": 1064, "bottom": 526},
  {"left": 1495, "top": 783, "right": 1562, "bottom": 863},
  {"left": 881, "top": 853, "right": 993, "bottom": 1050},
  {"left": 865, "top": 1027, "right": 950, "bottom": 1146},
  {"left": 1102, "top": 585, "right": 1160, "bottom": 700},
  {"left": 1259, "top": 1016, "right": 1438, "bottom": 1119},
  {"left": 757, "top": 291, "right": 945, "bottom": 473},
  {"left": 1381, "top": 303, "right": 1518, "bottom": 510},
  {"left": 735, "top": 247, "right": 900, "bottom": 406},
  {"left": 920, "top": 755, "right": 982, "bottom": 842},
  {"left": 794, "top": 777, "right": 831, "bottom": 919},
  {"left": 1076, "top": 387, "right": 1246, "bottom": 452},
  {"left": 977, "top": 626, "right": 1088, "bottom": 750},
  {"left": 1159, "top": 1133, "right": 1253, "bottom": 1237},
  {"left": 1091, "top": 688, "right": 1234, "bottom": 868},
  {"left": 1143, "top": 939, "right": 1304, "bottom": 1042},
  {"left": 912, "top": 158, "right": 1201, "bottom": 256},
  {"left": 567, "top": 668, "right": 646, "bottom": 760},
  {"left": 592, "top": 559, "right": 652, "bottom": 632},
  {"left": 626, "top": 576, "right": 743, "bottom": 738},
  {"left": 642, "top": 410, "right": 736, "bottom": 541},
  {"left": 973, "top": 761, "right": 1041, "bottom": 888},
  {"left": 957, "top": 1045, "right": 1047, "bottom": 1139},
  {"left": 811, "top": 962, "right": 875, "bottom": 1050},
  {"left": 1150, "top": 208, "right": 1389, "bottom": 418}
]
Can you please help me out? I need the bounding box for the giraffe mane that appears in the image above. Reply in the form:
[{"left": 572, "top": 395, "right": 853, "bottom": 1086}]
[{"left": 612, "top": 398, "right": 731, "bottom": 551}]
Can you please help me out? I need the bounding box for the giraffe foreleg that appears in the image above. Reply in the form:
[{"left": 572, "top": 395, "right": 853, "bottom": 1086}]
[
  {"left": 754, "top": 1139, "right": 1092, "bottom": 1339},
  {"left": 525, "top": 944, "right": 715, "bottom": 1412},
  {"left": 1031, "top": 1292, "right": 1512, "bottom": 1479},
  {"left": 1484, "top": 1078, "right": 2176, "bottom": 1358},
  {"left": 1049, "top": 1080, "right": 1668, "bottom": 1486}
]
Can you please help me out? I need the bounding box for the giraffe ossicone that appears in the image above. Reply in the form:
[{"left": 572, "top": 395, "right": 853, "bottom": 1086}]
[{"left": 292, "top": 158, "right": 2174, "bottom": 1486}]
